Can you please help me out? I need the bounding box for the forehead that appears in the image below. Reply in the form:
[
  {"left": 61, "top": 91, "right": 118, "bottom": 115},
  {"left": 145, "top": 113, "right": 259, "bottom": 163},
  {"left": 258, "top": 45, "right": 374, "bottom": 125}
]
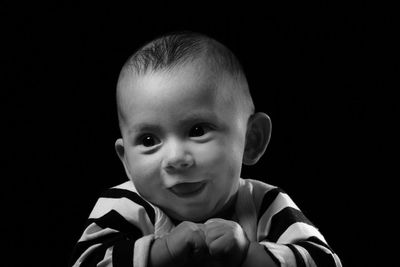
[{"left": 117, "top": 61, "right": 239, "bottom": 125}]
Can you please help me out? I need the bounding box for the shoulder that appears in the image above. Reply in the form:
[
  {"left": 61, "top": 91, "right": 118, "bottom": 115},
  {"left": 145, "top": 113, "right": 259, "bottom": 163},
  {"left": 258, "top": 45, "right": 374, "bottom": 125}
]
[
  {"left": 239, "top": 178, "right": 282, "bottom": 201},
  {"left": 240, "top": 178, "right": 277, "bottom": 191},
  {"left": 239, "top": 178, "right": 294, "bottom": 217},
  {"left": 89, "top": 181, "right": 156, "bottom": 228},
  {"left": 100, "top": 181, "right": 150, "bottom": 206}
]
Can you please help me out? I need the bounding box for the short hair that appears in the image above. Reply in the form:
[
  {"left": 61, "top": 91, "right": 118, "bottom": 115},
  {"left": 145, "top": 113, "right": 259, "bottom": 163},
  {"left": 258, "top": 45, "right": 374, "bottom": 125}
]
[
  {"left": 117, "top": 31, "right": 254, "bottom": 127},
  {"left": 123, "top": 31, "right": 244, "bottom": 76}
]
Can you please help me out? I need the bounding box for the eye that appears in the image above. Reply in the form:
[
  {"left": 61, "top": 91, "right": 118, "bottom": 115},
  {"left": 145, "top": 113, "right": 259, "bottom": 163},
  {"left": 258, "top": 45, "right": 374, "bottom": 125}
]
[
  {"left": 189, "top": 124, "right": 213, "bottom": 137},
  {"left": 138, "top": 134, "right": 161, "bottom": 147}
]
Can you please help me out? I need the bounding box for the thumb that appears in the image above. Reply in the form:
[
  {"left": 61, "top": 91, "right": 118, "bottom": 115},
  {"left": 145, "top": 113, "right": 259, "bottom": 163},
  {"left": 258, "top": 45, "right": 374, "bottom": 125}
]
[{"left": 191, "top": 225, "right": 207, "bottom": 252}]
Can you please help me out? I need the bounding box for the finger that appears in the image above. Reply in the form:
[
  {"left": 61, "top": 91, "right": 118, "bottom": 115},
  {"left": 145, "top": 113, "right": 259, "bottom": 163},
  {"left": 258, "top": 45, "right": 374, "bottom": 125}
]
[
  {"left": 204, "top": 226, "right": 226, "bottom": 244},
  {"left": 207, "top": 234, "right": 233, "bottom": 256},
  {"left": 205, "top": 218, "right": 228, "bottom": 225},
  {"left": 204, "top": 221, "right": 227, "bottom": 238},
  {"left": 204, "top": 219, "right": 233, "bottom": 235},
  {"left": 204, "top": 219, "right": 229, "bottom": 232}
]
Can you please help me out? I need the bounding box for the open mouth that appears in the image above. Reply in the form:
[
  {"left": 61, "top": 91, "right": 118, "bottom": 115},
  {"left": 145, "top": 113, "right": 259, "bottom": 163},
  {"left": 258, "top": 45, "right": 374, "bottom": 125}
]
[{"left": 169, "top": 182, "right": 206, "bottom": 198}]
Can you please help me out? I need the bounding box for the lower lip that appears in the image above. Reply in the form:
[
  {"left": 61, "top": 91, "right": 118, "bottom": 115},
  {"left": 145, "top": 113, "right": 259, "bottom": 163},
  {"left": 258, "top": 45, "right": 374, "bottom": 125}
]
[{"left": 169, "top": 182, "right": 207, "bottom": 198}]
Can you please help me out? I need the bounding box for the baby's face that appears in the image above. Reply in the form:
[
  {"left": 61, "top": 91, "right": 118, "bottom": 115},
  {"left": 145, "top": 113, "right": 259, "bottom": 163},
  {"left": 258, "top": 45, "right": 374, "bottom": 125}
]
[{"left": 118, "top": 62, "right": 248, "bottom": 221}]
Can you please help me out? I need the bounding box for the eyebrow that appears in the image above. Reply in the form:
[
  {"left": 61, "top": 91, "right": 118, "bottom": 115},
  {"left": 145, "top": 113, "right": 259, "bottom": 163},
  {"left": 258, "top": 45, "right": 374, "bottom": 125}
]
[
  {"left": 177, "top": 111, "right": 220, "bottom": 126},
  {"left": 128, "top": 123, "right": 162, "bottom": 135},
  {"left": 127, "top": 111, "right": 220, "bottom": 135}
]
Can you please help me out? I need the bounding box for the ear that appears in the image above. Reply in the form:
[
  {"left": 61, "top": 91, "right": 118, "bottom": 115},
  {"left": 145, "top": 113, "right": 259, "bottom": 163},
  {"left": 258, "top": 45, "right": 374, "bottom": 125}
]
[
  {"left": 115, "top": 138, "right": 132, "bottom": 180},
  {"left": 243, "top": 112, "right": 272, "bottom": 165}
]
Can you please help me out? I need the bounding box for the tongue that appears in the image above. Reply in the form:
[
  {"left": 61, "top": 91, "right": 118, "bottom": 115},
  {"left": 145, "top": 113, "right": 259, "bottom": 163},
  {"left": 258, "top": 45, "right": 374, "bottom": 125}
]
[{"left": 171, "top": 182, "right": 204, "bottom": 195}]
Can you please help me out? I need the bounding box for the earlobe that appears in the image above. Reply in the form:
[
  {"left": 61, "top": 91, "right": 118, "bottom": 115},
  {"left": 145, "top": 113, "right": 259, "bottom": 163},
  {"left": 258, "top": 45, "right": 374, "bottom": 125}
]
[
  {"left": 115, "top": 138, "right": 132, "bottom": 180},
  {"left": 243, "top": 113, "right": 272, "bottom": 165}
]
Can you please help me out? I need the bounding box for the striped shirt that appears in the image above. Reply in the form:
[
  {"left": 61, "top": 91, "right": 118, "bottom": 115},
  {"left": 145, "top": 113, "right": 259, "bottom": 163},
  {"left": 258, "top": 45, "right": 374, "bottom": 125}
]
[{"left": 70, "top": 178, "right": 342, "bottom": 267}]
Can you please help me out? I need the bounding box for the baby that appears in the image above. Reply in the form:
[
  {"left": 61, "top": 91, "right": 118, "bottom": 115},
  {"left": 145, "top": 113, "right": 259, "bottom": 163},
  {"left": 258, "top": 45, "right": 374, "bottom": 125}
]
[{"left": 71, "top": 32, "right": 342, "bottom": 267}]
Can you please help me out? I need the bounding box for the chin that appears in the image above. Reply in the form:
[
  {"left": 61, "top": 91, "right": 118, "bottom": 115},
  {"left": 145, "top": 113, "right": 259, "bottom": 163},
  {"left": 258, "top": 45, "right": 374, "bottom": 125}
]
[
  {"left": 169, "top": 208, "right": 212, "bottom": 223},
  {"left": 185, "top": 214, "right": 210, "bottom": 223}
]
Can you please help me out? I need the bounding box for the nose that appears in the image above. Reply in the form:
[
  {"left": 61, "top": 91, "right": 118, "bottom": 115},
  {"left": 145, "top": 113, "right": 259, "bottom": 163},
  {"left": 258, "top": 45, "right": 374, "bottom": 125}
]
[{"left": 163, "top": 139, "right": 194, "bottom": 171}]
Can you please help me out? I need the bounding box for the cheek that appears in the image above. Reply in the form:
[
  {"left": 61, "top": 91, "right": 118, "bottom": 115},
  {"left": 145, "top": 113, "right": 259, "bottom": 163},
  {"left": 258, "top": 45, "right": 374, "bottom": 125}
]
[
  {"left": 125, "top": 151, "right": 162, "bottom": 193},
  {"left": 128, "top": 155, "right": 153, "bottom": 175},
  {"left": 196, "top": 138, "right": 244, "bottom": 177}
]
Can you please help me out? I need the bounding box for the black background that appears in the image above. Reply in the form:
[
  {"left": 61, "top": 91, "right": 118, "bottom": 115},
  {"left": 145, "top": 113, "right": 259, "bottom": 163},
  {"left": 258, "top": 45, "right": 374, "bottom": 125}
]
[{"left": 3, "top": 2, "right": 397, "bottom": 267}]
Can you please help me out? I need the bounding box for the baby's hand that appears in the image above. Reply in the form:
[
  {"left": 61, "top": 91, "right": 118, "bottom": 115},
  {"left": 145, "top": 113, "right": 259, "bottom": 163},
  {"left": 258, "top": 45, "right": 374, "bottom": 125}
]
[
  {"left": 203, "top": 218, "right": 250, "bottom": 267},
  {"left": 163, "top": 221, "right": 208, "bottom": 266}
]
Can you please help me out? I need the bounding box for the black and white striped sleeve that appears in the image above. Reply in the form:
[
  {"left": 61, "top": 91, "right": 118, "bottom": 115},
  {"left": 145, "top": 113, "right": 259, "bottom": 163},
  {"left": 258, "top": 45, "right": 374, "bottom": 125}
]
[
  {"left": 70, "top": 182, "right": 156, "bottom": 267},
  {"left": 256, "top": 187, "right": 342, "bottom": 267}
]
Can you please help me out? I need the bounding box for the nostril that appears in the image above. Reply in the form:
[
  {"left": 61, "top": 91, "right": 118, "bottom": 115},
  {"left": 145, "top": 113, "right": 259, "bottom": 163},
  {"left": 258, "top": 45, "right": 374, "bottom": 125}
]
[
  {"left": 167, "top": 161, "right": 188, "bottom": 170},
  {"left": 179, "top": 162, "right": 189, "bottom": 168},
  {"left": 165, "top": 155, "right": 194, "bottom": 170}
]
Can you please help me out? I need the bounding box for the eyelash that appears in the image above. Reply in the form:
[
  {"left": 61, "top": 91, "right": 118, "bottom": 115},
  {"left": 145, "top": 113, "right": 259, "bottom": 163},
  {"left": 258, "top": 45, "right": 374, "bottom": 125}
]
[
  {"left": 137, "top": 134, "right": 161, "bottom": 147},
  {"left": 136, "top": 123, "right": 215, "bottom": 148},
  {"left": 188, "top": 123, "right": 214, "bottom": 137}
]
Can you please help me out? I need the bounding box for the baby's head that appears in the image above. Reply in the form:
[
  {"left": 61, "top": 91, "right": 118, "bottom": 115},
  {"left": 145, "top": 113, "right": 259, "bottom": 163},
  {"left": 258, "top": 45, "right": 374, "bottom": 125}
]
[{"left": 115, "top": 32, "right": 271, "bottom": 222}]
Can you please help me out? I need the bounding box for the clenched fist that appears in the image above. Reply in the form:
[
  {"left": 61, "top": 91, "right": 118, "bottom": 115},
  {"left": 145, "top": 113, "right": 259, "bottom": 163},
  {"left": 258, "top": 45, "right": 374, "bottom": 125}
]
[
  {"left": 150, "top": 221, "right": 209, "bottom": 267},
  {"left": 164, "top": 221, "right": 209, "bottom": 265},
  {"left": 203, "top": 218, "right": 250, "bottom": 267}
]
